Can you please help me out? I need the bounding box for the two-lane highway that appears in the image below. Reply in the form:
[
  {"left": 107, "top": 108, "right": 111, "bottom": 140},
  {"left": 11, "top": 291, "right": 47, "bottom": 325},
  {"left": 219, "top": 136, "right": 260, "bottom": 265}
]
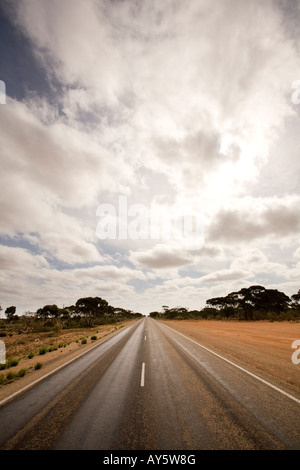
[{"left": 0, "top": 317, "right": 299, "bottom": 450}]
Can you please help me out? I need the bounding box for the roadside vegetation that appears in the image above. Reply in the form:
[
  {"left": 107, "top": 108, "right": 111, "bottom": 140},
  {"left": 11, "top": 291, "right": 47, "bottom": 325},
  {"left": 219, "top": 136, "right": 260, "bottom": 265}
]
[
  {"left": 0, "top": 296, "right": 143, "bottom": 334},
  {"left": 149, "top": 286, "right": 300, "bottom": 321},
  {"left": 0, "top": 296, "right": 143, "bottom": 387}
]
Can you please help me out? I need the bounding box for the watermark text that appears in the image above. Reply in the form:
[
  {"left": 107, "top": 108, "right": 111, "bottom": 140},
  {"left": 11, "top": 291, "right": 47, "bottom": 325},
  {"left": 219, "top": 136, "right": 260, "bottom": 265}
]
[
  {"left": 0, "top": 340, "right": 6, "bottom": 364},
  {"left": 291, "top": 80, "right": 300, "bottom": 105},
  {"left": 0, "top": 80, "right": 6, "bottom": 104},
  {"left": 96, "top": 196, "right": 204, "bottom": 250},
  {"left": 291, "top": 339, "right": 300, "bottom": 365}
]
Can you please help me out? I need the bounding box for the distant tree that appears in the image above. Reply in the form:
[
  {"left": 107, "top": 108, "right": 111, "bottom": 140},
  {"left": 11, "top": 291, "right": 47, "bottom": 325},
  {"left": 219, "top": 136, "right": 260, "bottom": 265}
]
[
  {"left": 257, "top": 288, "right": 290, "bottom": 314},
  {"left": 75, "top": 297, "right": 110, "bottom": 326},
  {"left": 36, "top": 304, "right": 60, "bottom": 322},
  {"left": 206, "top": 292, "right": 240, "bottom": 314},
  {"left": 5, "top": 306, "right": 16, "bottom": 320},
  {"left": 113, "top": 307, "right": 128, "bottom": 317},
  {"left": 291, "top": 289, "right": 300, "bottom": 306},
  {"left": 64, "top": 305, "right": 79, "bottom": 318},
  {"left": 221, "top": 306, "right": 235, "bottom": 320},
  {"left": 19, "top": 311, "right": 34, "bottom": 332},
  {"left": 207, "top": 285, "right": 290, "bottom": 320},
  {"left": 161, "top": 307, "right": 189, "bottom": 319},
  {"left": 199, "top": 307, "right": 219, "bottom": 319},
  {"left": 149, "top": 311, "right": 160, "bottom": 318},
  {"left": 189, "top": 309, "right": 203, "bottom": 318},
  {"left": 236, "top": 286, "right": 266, "bottom": 320},
  {"left": 59, "top": 308, "right": 71, "bottom": 320}
]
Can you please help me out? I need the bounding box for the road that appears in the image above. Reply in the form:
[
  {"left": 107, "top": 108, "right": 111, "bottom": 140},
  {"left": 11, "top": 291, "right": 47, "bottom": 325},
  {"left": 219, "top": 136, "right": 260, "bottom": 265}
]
[{"left": 0, "top": 317, "right": 299, "bottom": 450}]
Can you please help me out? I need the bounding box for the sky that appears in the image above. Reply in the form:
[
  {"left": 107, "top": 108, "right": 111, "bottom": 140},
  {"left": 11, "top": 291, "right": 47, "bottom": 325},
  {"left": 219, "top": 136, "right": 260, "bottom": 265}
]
[{"left": 0, "top": 0, "right": 300, "bottom": 316}]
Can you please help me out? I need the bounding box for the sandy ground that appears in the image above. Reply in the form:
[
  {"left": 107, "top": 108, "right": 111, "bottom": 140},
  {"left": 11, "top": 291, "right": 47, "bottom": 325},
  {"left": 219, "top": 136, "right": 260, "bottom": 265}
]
[
  {"left": 0, "top": 320, "right": 135, "bottom": 403},
  {"left": 162, "top": 319, "right": 300, "bottom": 399}
]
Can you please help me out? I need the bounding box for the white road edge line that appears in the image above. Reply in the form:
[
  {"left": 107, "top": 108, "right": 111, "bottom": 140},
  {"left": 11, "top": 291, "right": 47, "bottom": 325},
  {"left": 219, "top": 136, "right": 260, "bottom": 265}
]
[
  {"left": 161, "top": 322, "right": 300, "bottom": 405},
  {"left": 0, "top": 322, "right": 136, "bottom": 408},
  {"left": 141, "top": 362, "right": 145, "bottom": 387}
]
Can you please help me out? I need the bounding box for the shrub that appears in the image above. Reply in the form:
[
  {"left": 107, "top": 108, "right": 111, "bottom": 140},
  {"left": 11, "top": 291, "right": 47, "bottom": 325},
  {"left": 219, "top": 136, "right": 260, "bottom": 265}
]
[
  {"left": 18, "top": 369, "right": 27, "bottom": 378},
  {"left": 28, "top": 351, "right": 35, "bottom": 359},
  {"left": 6, "top": 371, "right": 16, "bottom": 381},
  {"left": 34, "top": 362, "right": 43, "bottom": 370},
  {"left": 81, "top": 338, "right": 87, "bottom": 345},
  {"left": 91, "top": 335, "right": 97, "bottom": 341},
  {"left": 6, "top": 358, "right": 19, "bottom": 368},
  {"left": 39, "top": 346, "right": 48, "bottom": 355}
]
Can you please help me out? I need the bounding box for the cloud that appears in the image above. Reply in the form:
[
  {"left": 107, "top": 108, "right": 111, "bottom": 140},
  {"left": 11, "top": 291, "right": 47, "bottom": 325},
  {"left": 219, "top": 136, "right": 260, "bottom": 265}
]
[
  {"left": 0, "top": 245, "right": 48, "bottom": 272},
  {"left": 0, "top": 98, "right": 130, "bottom": 209},
  {"left": 208, "top": 196, "right": 300, "bottom": 244},
  {"left": 72, "top": 264, "right": 149, "bottom": 283},
  {"left": 10, "top": 0, "right": 128, "bottom": 105},
  {"left": 293, "top": 247, "right": 300, "bottom": 259},
  {"left": 129, "top": 244, "right": 193, "bottom": 269},
  {"left": 199, "top": 269, "right": 253, "bottom": 283},
  {"left": 0, "top": 97, "right": 133, "bottom": 265}
]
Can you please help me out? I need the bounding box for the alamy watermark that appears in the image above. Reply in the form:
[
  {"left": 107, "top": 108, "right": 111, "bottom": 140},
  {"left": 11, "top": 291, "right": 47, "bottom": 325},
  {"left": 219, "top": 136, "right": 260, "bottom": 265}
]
[
  {"left": 291, "top": 80, "right": 300, "bottom": 105},
  {"left": 291, "top": 340, "right": 300, "bottom": 365},
  {"left": 0, "top": 80, "right": 6, "bottom": 104},
  {"left": 0, "top": 340, "right": 5, "bottom": 364},
  {"left": 96, "top": 196, "right": 204, "bottom": 250}
]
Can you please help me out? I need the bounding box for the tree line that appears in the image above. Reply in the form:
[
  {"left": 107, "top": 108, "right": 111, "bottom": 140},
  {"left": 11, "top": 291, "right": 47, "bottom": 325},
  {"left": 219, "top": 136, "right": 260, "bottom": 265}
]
[
  {"left": 1, "top": 296, "right": 143, "bottom": 330},
  {"left": 149, "top": 285, "right": 300, "bottom": 321}
]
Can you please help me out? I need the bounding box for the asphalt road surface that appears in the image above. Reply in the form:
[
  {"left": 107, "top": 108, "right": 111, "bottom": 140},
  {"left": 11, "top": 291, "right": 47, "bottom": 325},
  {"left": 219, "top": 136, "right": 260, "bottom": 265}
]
[{"left": 0, "top": 317, "right": 299, "bottom": 450}]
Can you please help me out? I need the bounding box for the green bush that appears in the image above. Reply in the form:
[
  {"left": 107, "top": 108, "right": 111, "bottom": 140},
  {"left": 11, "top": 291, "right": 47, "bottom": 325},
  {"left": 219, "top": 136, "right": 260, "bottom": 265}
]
[
  {"left": 6, "top": 371, "right": 16, "bottom": 381},
  {"left": 18, "top": 369, "right": 27, "bottom": 378},
  {"left": 34, "top": 362, "right": 43, "bottom": 370},
  {"left": 91, "top": 335, "right": 97, "bottom": 341},
  {"left": 81, "top": 338, "right": 87, "bottom": 345},
  {"left": 6, "top": 358, "right": 19, "bottom": 368},
  {"left": 39, "top": 346, "right": 48, "bottom": 355},
  {"left": 28, "top": 351, "right": 35, "bottom": 359}
]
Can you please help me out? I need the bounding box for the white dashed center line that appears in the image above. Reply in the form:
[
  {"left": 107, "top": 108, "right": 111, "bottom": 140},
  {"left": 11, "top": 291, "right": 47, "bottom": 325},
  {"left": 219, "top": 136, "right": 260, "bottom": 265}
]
[{"left": 141, "top": 362, "right": 145, "bottom": 387}]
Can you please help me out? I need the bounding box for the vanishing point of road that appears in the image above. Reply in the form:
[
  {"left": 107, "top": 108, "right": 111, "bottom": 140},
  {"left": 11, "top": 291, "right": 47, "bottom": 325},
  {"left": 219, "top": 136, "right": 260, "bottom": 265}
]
[{"left": 0, "top": 318, "right": 299, "bottom": 450}]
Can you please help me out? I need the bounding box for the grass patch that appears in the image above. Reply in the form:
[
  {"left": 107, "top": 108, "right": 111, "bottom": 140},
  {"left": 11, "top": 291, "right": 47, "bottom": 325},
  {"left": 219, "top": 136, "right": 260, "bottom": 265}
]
[
  {"left": 39, "top": 346, "right": 49, "bottom": 355},
  {"left": 8, "top": 358, "right": 19, "bottom": 367},
  {"left": 18, "top": 368, "right": 27, "bottom": 378},
  {"left": 6, "top": 371, "right": 16, "bottom": 381}
]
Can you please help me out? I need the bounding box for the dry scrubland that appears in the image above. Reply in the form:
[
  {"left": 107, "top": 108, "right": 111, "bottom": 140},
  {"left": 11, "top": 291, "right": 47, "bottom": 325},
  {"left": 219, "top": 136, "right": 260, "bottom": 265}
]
[
  {"left": 163, "top": 319, "right": 300, "bottom": 399},
  {"left": 0, "top": 320, "right": 135, "bottom": 402}
]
